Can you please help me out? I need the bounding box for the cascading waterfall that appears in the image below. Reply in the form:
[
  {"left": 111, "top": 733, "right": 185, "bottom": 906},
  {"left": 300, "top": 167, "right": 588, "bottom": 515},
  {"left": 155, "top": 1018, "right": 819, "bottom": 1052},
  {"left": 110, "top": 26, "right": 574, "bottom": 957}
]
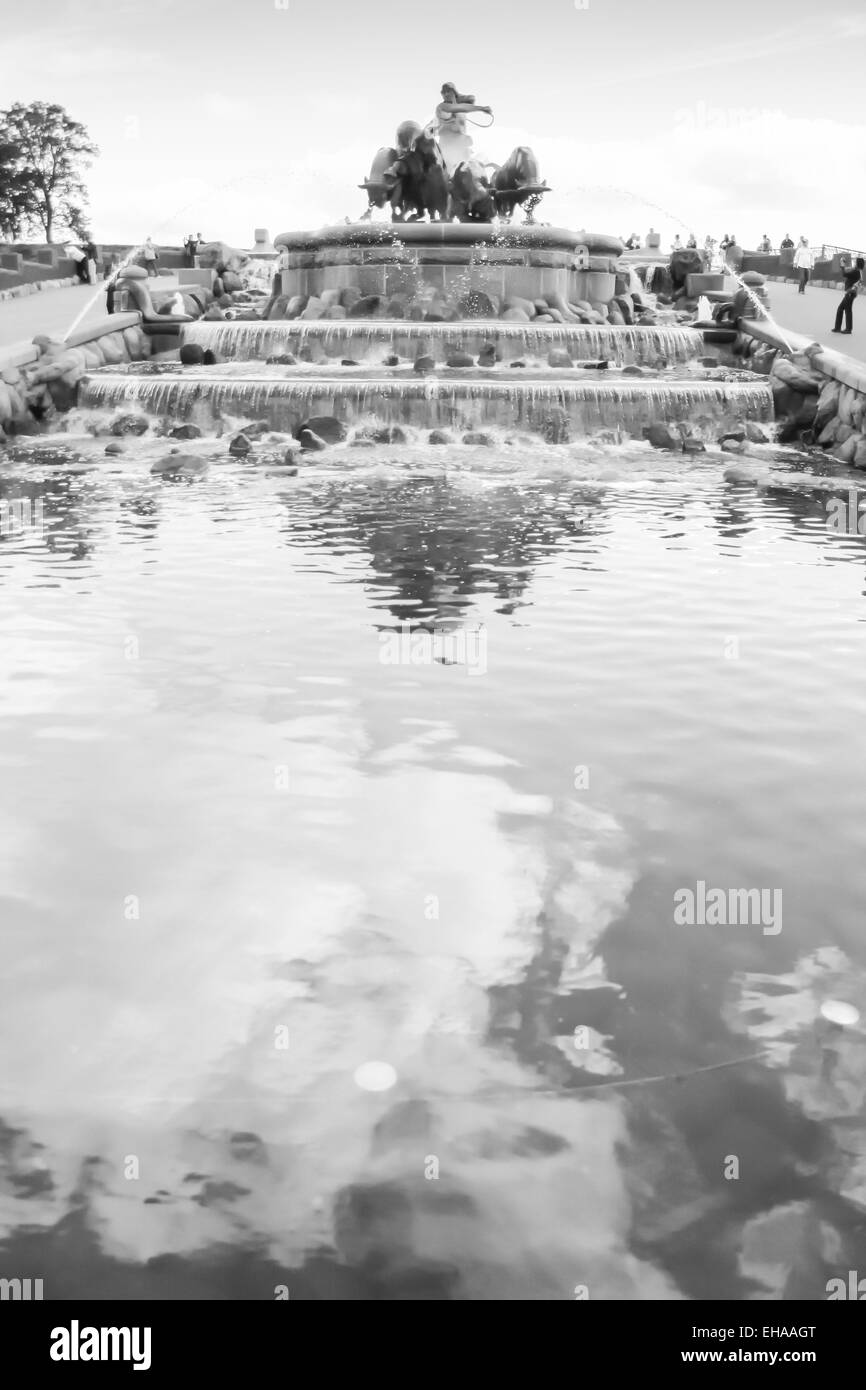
[
  {"left": 80, "top": 371, "right": 773, "bottom": 435},
  {"left": 181, "top": 320, "right": 705, "bottom": 367}
]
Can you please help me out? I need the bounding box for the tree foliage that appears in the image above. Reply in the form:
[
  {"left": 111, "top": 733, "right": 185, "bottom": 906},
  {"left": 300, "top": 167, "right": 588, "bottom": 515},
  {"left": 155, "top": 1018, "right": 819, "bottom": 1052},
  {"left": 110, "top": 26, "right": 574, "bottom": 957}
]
[{"left": 0, "top": 102, "right": 98, "bottom": 243}]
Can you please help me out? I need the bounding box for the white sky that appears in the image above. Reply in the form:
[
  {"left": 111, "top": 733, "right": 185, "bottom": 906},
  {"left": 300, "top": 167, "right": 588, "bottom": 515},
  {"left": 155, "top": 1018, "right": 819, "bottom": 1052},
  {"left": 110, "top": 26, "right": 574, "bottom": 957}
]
[{"left": 2, "top": 0, "right": 865, "bottom": 251}]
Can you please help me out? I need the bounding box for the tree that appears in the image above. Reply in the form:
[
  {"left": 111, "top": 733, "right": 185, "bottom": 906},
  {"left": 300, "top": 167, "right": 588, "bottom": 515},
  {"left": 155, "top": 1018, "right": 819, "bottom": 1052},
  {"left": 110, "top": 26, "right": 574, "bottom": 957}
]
[
  {"left": 0, "top": 102, "right": 98, "bottom": 243},
  {"left": 0, "top": 136, "right": 36, "bottom": 239}
]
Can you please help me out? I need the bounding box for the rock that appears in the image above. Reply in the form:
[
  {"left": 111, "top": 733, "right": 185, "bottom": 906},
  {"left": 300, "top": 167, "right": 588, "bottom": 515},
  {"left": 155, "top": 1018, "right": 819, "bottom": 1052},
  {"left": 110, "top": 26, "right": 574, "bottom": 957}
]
[
  {"left": 459, "top": 290, "right": 498, "bottom": 319},
  {"left": 621, "top": 365, "right": 646, "bottom": 376},
  {"left": 299, "top": 429, "right": 327, "bottom": 452},
  {"left": 741, "top": 271, "right": 765, "bottom": 287},
  {"left": 229, "top": 433, "right": 253, "bottom": 456},
  {"left": 368, "top": 425, "right": 408, "bottom": 444},
  {"left": 720, "top": 429, "right": 746, "bottom": 444},
  {"left": 501, "top": 306, "right": 531, "bottom": 322},
  {"left": 462, "top": 431, "right": 494, "bottom": 447},
  {"left": 836, "top": 421, "right": 855, "bottom": 444},
  {"left": 832, "top": 436, "right": 860, "bottom": 464},
  {"left": 414, "top": 355, "right": 436, "bottom": 374},
  {"left": 266, "top": 354, "right": 296, "bottom": 366},
  {"left": 721, "top": 438, "right": 746, "bottom": 454},
  {"left": 202, "top": 350, "right": 218, "bottom": 366},
  {"left": 771, "top": 356, "right": 823, "bottom": 394},
  {"left": 104, "top": 441, "right": 125, "bottom": 455},
  {"left": 323, "top": 305, "right": 348, "bottom": 320},
  {"left": 745, "top": 422, "right": 769, "bottom": 444},
  {"left": 772, "top": 383, "right": 805, "bottom": 418},
  {"left": 110, "top": 413, "right": 149, "bottom": 437},
  {"left": 682, "top": 438, "right": 707, "bottom": 453},
  {"left": 340, "top": 287, "right": 362, "bottom": 310},
  {"left": 535, "top": 314, "right": 555, "bottom": 323},
  {"left": 286, "top": 295, "right": 307, "bottom": 318},
  {"left": 341, "top": 359, "right": 359, "bottom": 366},
  {"left": 294, "top": 415, "right": 346, "bottom": 445},
  {"left": 541, "top": 407, "right": 570, "bottom": 444},
  {"left": 699, "top": 356, "right": 719, "bottom": 368},
  {"left": 613, "top": 296, "right": 634, "bottom": 325},
  {"left": 509, "top": 359, "right": 527, "bottom": 368},
  {"left": 348, "top": 295, "right": 382, "bottom": 318},
  {"left": 151, "top": 452, "right": 207, "bottom": 478},
  {"left": 300, "top": 296, "right": 325, "bottom": 320},
  {"left": 853, "top": 438, "right": 866, "bottom": 470},
  {"left": 446, "top": 352, "right": 474, "bottom": 368},
  {"left": 383, "top": 354, "right": 400, "bottom": 367},
  {"left": 637, "top": 312, "right": 658, "bottom": 326},
  {"left": 349, "top": 438, "right": 376, "bottom": 449},
  {"left": 170, "top": 423, "right": 203, "bottom": 440},
  {"left": 428, "top": 429, "right": 453, "bottom": 445},
  {"left": 283, "top": 447, "right": 300, "bottom": 467},
  {"left": 579, "top": 360, "right": 610, "bottom": 370},
  {"left": 477, "top": 345, "right": 499, "bottom": 367},
  {"left": 547, "top": 349, "right": 573, "bottom": 368},
  {"left": 644, "top": 424, "right": 680, "bottom": 451}
]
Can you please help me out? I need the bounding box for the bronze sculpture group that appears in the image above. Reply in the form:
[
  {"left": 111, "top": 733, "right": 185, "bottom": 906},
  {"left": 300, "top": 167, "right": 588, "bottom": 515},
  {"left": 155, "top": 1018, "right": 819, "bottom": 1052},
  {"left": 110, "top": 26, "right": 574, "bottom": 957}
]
[{"left": 360, "top": 86, "right": 549, "bottom": 225}]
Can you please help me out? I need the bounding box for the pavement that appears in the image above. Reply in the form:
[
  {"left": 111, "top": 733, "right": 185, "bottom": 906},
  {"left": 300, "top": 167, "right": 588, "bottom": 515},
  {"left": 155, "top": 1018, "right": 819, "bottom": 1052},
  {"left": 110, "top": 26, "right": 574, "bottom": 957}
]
[
  {"left": 761, "top": 279, "right": 866, "bottom": 364},
  {"left": 0, "top": 274, "right": 180, "bottom": 352}
]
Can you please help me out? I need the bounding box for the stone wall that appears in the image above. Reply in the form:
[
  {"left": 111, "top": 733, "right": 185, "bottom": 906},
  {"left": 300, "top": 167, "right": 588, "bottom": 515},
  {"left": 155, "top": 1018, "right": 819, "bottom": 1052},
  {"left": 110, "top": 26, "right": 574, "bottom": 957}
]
[
  {"left": 0, "top": 313, "right": 150, "bottom": 437},
  {"left": 735, "top": 318, "right": 866, "bottom": 467}
]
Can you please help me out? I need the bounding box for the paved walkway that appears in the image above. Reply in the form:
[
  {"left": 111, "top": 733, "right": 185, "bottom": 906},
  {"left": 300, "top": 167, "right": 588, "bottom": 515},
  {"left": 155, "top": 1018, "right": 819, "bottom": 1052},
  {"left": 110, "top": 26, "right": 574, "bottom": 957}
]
[
  {"left": 0, "top": 275, "right": 180, "bottom": 351},
  {"left": 764, "top": 280, "right": 866, "bottom": 363}
]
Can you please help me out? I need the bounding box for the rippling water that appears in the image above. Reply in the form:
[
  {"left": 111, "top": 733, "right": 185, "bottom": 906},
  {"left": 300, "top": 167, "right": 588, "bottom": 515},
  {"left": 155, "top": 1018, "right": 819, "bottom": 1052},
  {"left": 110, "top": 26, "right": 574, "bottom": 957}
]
[{"left": 2, "top": 435, "right": 866, "bottom": 1300}]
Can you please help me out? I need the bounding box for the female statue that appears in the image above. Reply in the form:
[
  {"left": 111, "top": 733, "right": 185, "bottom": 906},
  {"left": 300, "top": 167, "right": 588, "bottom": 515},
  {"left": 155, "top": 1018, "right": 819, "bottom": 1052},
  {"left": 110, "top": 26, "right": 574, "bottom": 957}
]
[{"left": 427, "top": 83, "right": 493, "bottom": 177}]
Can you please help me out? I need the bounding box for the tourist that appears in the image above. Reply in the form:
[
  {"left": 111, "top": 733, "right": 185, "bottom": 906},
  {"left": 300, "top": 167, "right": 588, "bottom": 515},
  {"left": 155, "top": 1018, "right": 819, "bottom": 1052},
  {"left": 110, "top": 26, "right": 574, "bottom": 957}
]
[
  {"left": 719, "top": 233, "right": 731, "bottom": 253},
  {"left": 185, "top": 233, "right": 197, "bottom": 267},
  {"left": 686, "top": 232, "right": 697, "bottom": 249},
  {"left": 759, "top": 233, "right": 772, "bottom": 254},
  {"left": 645, "top": 227, "right": 660, "bottom": 249},
  {"left": 725, "top": 235, "right": 740, "bottom": 269},
  {"left": 66, "top": 242, "right": 90, "bottom": 284},
  {"left": 703, "top": 235, "right": 716, "bottom": 271},
  {"left": 831, "top": 257, "right": 864, "bottom": 334},
  {"left": 780, "top": 233, "right": 794, "bottom": 250},
  {"left": 793, "top": 237, "right": 814, "bottom": 293},
  {"left": 142, "top": 237, "right": 159, "bottom": 277},
  {"left": 83, "top": 237, "right": 98, "bottom": 284},
  {"left": 671, "top": 234, "right": 682, "bottom": 252}
]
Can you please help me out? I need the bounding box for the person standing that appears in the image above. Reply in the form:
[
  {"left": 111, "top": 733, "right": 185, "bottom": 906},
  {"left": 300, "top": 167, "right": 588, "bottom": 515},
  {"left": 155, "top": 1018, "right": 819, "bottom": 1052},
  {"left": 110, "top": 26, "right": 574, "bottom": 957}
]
[
  {"left": 671, "top": 233, "right": 682, "bottom": 252},
  {"left": 831, "top": 257, "right": 864, "bottom": 334},
  {"left": 686, "top": 232, "right": 697, "bottom": 249},
  {"left": 185, "top": 233, "right": 197, "bottom": 267},
  {"left": 793, "top": 236, "right": 814, "bottom": 293},
  {"left": 780, "top": 233, "right": 794, "bottom": 250},
  {"left": 142, "top": 237, "right": 158, "bottom": 277},
  {"left": 83, "top": 237, "right": 98, "bottom": 285}
]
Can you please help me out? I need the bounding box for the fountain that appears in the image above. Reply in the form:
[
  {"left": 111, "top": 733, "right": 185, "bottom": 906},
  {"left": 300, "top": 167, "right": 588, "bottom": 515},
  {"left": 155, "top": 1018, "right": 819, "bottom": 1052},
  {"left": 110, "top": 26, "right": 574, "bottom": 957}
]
[{"left": 78, "top": 97, "right": 774, "bottom": 442}]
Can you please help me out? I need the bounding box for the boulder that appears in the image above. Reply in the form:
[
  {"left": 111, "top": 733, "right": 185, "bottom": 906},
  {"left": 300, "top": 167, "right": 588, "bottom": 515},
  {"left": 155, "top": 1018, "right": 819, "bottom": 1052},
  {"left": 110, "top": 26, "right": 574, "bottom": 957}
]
[
  {"left": 459, "top": 291, "right": 498, "bottom": 318},
  {"left": 104, "top": 441, "right": 125, "bottom": 456},
  {"left": 541, "top": 407, "right": 570, "bottom": 444},
  {"left": 229, "top": 433, "right": 253, "bottom": 456},
  {"left": 446, "top": 352, "right": 474, "bottom": 368},
  {"left": 370, "top": 425, "right": 408, "bottom": 444},
  {"left": 428, "top": 429, "right": 453, "bottom": 445},
  {"left": 300, "top": 296, "right": 325, "bottom": 320},
  {"left": 501, "top": 307, "right": 531, "bottom": 322},
  {"left": 151, "top": 451, "right": 207, "bottom": 479},
  {"left": 323, "top": 305, "right": 348, "bottom": 319},
  {"left": 266, "top": 354, "right": 297, "bottom": 366},
  {"left": 320, "top": 289, "right": 342, "bottom": 307},
  {"left": 170, "top": 423, "right": 203, "bottom": 440},
  {"left": 547, "top": 349, "right": 574, "bottom": 368},
  {"left": 477, "top": 345, "right": 499, "bottom": 367},
  {"left": 341, "top": 358, "right": 359, "bottom": 366},
  {"left": 613, "top": 296, "right": 634, "bottom": 325},
  {"left": 340, "top": 287, "right": 362, "bottom": 309},
  {"left": 294, "top": 415, "right": 346, "bottom": 445},
  {"left": 509, "top": 359, "right": 527, "bottom": 368},
  {"left": 462, "top": 431, "right": 494, "bottom": 447},
  {"left": 721, "top": 438, "right": 746, "bottom": 454},
  {"left": 383, "top": 354, "right": 400, "bottom": 367},
  {"left": 110, "top": 413, "right": 149, "bottom": 437},
  {"left": 298, "top": 428, "right": 328, "bottom": 452},
  {"left": 179, "top": 344, "right": 205, "bottom": 366},
  {"left": 771, "top": 356, "right": 823, "bottom": 394},
  {"left": 853, "top": 438, "right": 866, "bottom": 470},
  {"left": 286, "top": 295, "right": 307, "bottom": 318},
  {"left": 682, "top": 438, "right": 707, "bottom": 453},
  {"left": 622, "top": 365, "right": 647, "bottom": 377},
  {"left": 644, "top": 424, "right": 680, "bottom": 451},
  {"left": 502, "top": 296, "right": 537, "bottom": 319},
  {"left": 348, "top": 295, "right": 382, "bottom": 318},
  {"left": 832, "top": 435, "right": 860, "bottom": 464},
  {"left": 413, "top": 355, "right": 436, "bottom": 374},
  {"left": 744, "top": 422, "right": 769, "bottom": 444}
]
